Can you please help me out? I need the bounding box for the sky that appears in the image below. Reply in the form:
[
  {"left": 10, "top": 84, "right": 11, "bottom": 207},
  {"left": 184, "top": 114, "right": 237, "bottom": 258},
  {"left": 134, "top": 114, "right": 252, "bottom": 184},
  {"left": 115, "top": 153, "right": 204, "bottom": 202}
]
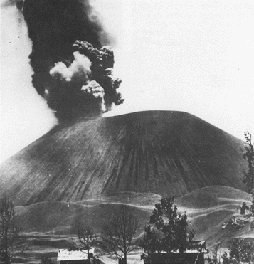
[{"left": 0, "top": 0, "right": 254, "bottom": 164}]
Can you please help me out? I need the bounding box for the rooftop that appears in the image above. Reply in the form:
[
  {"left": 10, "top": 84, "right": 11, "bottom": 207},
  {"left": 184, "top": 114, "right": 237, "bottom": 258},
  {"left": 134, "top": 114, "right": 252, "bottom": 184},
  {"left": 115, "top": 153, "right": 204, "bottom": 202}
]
[{"left": 57, "top": 248, "right": 95, "bottom": 261}]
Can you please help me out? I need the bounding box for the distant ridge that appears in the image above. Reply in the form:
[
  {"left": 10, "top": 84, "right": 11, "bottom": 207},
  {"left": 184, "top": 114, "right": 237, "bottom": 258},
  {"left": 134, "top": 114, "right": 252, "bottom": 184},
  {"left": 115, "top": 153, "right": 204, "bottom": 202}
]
[
  {"left": 177, "top": 185, "right": 251, "bottom": 208},
  {"left": 0, "top": 110, "right": 246, "bottom": 205}
]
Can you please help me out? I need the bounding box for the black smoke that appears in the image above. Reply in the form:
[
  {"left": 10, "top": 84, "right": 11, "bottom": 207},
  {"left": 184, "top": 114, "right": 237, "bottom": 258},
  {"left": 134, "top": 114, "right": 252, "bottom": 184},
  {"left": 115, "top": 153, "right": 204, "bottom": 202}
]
[{"left": 22, "top": 0, "right": 123, "bottom": 122}]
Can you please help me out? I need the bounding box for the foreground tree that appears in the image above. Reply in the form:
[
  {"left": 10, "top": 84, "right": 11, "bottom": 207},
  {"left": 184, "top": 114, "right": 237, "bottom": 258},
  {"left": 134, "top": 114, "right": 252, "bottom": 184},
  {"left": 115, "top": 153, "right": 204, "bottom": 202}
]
[
  {"left": 143, "top": 197, "right": 194, "bottom": 254},
  {"left": 40, "top": 256, "right": 53, "bottom": 264},
  {"left": 229, "top": 238, "right": 254, "bottom": 263},
  {"left": 77, "top": 226, "right": 97, "bottom": 260},
  {"left": 102, "top": 205, "right": 138, "bottom": 264},
  {"left": 243, "top": 132, "right": 254, "bottom": 194},
  {"left": 250, "top": 192, "right": 254, "bottom": 214},
  {"left": 0, "top": 196, "right": 19, "bottom": 263}
]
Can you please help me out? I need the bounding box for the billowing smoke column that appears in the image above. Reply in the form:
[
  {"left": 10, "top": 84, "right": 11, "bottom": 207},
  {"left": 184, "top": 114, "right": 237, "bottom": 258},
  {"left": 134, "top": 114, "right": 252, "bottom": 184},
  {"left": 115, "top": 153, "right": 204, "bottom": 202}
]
[{"left": 22, "top": 0, "right": 123, "bottom": 122}]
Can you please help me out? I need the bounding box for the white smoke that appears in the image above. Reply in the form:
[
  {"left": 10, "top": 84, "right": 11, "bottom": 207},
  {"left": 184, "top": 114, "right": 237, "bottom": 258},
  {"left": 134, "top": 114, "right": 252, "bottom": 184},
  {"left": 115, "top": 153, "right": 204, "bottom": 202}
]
[
  {"left": 50, "top": 51, "right": 91, "bottom": 83},
  {"left": 82, "top": 80, "right": 106, "bottom": 112}
]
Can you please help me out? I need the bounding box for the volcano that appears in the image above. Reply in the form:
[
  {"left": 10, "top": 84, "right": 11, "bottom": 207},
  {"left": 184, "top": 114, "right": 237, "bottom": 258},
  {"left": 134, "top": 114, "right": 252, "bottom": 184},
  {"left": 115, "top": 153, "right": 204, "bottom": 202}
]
[{"left": 0, "top": 111, "right": 246, "bottom": 205}]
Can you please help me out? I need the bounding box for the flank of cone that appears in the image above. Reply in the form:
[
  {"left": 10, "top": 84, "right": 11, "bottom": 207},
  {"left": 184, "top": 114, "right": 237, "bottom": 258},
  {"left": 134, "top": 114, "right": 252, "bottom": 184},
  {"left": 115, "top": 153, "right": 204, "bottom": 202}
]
[{"left": 0, "top": 110, "right": 246, "bottom": 205}]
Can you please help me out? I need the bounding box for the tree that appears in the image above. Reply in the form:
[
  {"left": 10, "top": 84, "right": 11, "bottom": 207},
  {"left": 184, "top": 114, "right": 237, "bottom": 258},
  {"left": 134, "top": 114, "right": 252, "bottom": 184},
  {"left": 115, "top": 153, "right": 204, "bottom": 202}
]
[
  {"left": 142, "top": 224, "right": 163, "bottom": 254},
  {"left": 243, "top": 132, "right": 254, "bottom": 194},
  {"left": 77, "top": 226, "right": 97, "bottom": 260},
  {"left": 229, "top": 238, "right": 254, "bottom": 263},
  {"left": 0, "top": 196, "right": 19, "bottom": 263},
  {"left": 250, "top": 192, "right": 254, "bottom": 214},
  {"left": 40, "top": 256, "right": 53, "bottom": 264},
  {"left": 102, "top": 205, "right": 138, "bottom": 264},
  {"left": 143, "top": 196, "right": 193, "bottom": 254}
]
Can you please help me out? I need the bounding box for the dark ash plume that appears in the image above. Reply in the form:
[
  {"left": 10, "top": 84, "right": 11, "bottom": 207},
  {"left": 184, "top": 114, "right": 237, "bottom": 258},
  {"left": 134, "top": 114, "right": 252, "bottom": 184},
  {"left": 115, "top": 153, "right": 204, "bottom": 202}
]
[{"left": 22, "top": 0, "right": 123, "bottom": 122}]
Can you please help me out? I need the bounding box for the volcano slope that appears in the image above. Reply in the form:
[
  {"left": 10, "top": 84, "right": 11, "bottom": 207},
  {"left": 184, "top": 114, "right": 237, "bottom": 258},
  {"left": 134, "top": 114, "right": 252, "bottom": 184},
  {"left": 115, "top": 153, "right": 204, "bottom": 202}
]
[{"left": 0, "top": 110, "right": 246, "bottom": 205}]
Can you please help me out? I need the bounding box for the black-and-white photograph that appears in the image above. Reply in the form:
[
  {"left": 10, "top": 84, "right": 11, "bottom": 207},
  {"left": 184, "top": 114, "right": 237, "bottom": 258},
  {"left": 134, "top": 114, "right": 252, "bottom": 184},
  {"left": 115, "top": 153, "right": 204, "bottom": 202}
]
[{"left": 0, "top": 0, "right": 254, "bottom": 263}]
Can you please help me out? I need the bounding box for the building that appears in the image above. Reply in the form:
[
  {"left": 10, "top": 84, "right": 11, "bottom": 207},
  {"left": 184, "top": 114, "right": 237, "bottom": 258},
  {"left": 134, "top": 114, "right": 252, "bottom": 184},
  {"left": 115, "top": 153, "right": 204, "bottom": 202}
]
[
  {"left": 57, "top": 248, "right": 97, "bottom": 264},
  {"left": 141, "top": 241, "right": 207, "bottom": 264},
  {"left": 142, "top": 252, "right": 205, "bottom": 264}
]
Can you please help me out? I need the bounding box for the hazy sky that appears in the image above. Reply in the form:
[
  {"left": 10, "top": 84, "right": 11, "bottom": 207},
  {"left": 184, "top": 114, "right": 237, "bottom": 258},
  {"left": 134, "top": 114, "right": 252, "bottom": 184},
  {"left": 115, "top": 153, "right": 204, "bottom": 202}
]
[{"left": 0, "top": 0, "right": 254, "bottom": 164}]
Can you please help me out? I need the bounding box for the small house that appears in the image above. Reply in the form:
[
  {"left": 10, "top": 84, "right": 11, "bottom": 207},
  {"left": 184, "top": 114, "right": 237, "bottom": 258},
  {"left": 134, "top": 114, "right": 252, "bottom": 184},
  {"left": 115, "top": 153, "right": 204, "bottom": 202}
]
[
  {"left": 142, "top": 252, "right": 205, "bottom": 264},
  {"left": 57, "top": 248, "right": 95, "bottom": 264},
  {"left": 141, "top": 241, "right": 206, "bottom": 264}
]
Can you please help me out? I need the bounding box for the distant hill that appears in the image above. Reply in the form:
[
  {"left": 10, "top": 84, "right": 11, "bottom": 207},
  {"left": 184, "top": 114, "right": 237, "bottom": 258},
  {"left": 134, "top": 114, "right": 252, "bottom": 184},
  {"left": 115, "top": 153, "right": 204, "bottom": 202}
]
[
  {"left": 177, "top": 186, "right": 251, "bottom": 208},
  {"left": 15, "top": 201, "right": 150, "bottom": 234},
  {"left": 14, "top": 186, "right": 252, "bottom": 250},
  {"left": 0, "top": 110, "right": 246, "bottom": 205},
  {"left": 176, "top": 186, "right": 252, "bottom": 249}
]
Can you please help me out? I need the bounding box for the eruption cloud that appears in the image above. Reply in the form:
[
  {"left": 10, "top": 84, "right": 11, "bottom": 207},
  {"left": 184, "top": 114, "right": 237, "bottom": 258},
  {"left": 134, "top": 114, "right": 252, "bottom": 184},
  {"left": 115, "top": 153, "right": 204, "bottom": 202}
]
[
  {"left": 22, "top": 0, "right": 123, "bottom": 122},
  {"left": 50, "top": 52, "right": 91, "bottom": 83}
]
